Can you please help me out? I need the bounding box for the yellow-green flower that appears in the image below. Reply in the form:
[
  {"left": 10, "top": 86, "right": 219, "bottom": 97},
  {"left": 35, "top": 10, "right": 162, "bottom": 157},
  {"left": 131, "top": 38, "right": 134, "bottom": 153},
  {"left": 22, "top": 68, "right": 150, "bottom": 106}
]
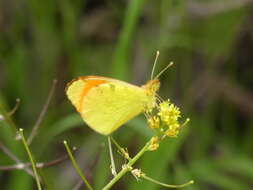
[
  {"left": 148, "top": 116, "right": 160, "bottom": 129},
  {"left": 148, "top": 136, "right": 159, "bottom": 151},
  {"left": 166, "top": 124, "right": 180, "bottom": 137},
  {"left": 158, "top": 101, "right": 181, "bottom": 124},
  {"left": 157, "top": 100, "right": 182, "bottom": 137},
  {"left": 146, "top": 99, "right": 189, "bottom": 138}
]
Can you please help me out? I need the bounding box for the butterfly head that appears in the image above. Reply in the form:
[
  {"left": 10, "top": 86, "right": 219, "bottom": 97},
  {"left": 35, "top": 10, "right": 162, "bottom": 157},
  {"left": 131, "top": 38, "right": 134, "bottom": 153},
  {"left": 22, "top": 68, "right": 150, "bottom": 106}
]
[
  {"left": 143, "top": 79, "right": 160, "bottom": 96},
  {"left": 147, "top": 51, "right": 172, "bottom": 96}
]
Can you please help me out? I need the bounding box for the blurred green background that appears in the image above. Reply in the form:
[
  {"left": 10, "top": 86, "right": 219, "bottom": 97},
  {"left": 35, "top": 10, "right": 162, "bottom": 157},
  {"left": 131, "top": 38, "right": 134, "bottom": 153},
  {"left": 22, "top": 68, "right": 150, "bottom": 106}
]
[{"left": 1, "top": 0, "right": 253, "bottom": 189}]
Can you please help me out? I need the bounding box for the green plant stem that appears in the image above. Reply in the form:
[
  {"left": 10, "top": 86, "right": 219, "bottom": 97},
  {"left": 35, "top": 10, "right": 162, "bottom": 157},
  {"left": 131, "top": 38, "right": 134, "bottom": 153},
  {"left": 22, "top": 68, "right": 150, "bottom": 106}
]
[
  {"left": 110, "top": 136, "right": 130, "bottom": 160},
  {"left": 0, "top": 104, "right": 17, "bottom": 132},
  {"left": 63, "top": 140, "right": 94, "bottom": 190},
  {"left": 19, "top": 128, "right": 41, "bottom": 190},
  {"left": 102, "top": 142, "right": 150, "bottom": 190},
  {"left": 141, "top": 174, "right": 194, "bottom": 188}
]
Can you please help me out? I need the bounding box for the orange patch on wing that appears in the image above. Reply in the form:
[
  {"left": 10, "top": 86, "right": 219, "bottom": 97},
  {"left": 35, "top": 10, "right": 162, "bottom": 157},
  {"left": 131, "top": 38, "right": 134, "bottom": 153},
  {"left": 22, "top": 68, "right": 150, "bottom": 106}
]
[{"left": 78, "top": 79, "right": 106, "bottom": 112}]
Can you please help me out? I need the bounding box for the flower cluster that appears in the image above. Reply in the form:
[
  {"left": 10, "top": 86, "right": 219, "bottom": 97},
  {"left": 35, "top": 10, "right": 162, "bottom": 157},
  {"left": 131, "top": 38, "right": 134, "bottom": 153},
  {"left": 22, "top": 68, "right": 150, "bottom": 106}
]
[
  {"left": 147, "top": 99, "right": 189, "bottom": 138},
  {"left": 148, "top": 136, "right": 159, "bottom": 151}
]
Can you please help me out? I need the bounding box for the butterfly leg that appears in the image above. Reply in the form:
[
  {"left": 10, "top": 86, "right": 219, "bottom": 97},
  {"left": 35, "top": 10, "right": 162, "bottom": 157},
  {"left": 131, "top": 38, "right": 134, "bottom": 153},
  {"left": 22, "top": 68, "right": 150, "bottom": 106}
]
[{"left": 108, "top": 136, "right": 117, "bottom": 176}]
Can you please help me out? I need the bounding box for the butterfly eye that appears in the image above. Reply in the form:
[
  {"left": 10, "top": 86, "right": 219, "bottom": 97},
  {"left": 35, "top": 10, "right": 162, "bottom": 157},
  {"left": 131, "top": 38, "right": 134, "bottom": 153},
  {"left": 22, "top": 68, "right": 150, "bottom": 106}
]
[
  {"left": 152, "top": 80, "right": 160, "bottom": 92},
  {"left": 145, "top": 79, "right": 160, "bottom": 96}
]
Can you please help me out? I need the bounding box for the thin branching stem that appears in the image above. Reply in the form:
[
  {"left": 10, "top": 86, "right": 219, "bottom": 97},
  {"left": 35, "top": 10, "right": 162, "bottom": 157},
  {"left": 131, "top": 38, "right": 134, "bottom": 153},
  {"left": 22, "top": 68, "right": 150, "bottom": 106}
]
[
  {"left": 0, "top": 151, "right": 73, "bottom": 171},
  {"left": 8, "top": 98, "right": 20, "bottom": 116},
  {"left": 19, "top": 128, "right": 42, "bottom": 190},
  {"left": 27, "top": 79, "right": 57, "bottom": 145},
  {"left": 0, "top": 140, "right": 34, "bottom": 177},
  {"left": 141, "top": 175, "right": 194, "bottom": 188},
  {"left": 102, "top": 141, "right": 150, "bottom": 190},
  {"left": 0, "top": 103, "right": 17, "bottom": 132},
  {"left": 73, "top": 146, "right": 102, "bottom": 190},
  {"left": 110, "top": 136, "right": 130, "bottom": 160},
  {"left": 0, "top": 140, "right": 22, "bottom": 163},
  {"left": 63, "top": 140, "right": 94, "bottom": 190}
]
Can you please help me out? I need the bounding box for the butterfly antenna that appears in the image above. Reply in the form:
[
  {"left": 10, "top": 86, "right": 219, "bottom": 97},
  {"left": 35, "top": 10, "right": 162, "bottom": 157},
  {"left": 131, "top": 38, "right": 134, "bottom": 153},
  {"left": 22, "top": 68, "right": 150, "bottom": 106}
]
[
  {"left": 151, "top": 51, "right": 160, "bottom": 80},
  {"left": 144, "top": 112, "right": 151, "bottom": 120},
  {"left": 155, "top": 93, "right": 164, "bottom": 103},
  {"left": 154, "top": 61, "right": 174, "bottom": 79}
]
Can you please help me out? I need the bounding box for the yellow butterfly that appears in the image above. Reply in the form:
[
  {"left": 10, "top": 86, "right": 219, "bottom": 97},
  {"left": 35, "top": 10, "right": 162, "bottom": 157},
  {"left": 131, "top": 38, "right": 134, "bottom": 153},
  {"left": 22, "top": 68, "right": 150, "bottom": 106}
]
[{"left": 65, "top": 52, "right": 172, "bottom": 135}]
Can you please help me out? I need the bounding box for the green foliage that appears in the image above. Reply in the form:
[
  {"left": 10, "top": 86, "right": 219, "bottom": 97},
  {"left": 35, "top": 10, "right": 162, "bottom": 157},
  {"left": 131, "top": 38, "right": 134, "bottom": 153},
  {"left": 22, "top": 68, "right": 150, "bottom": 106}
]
[{"left": 0, "top": 0, "right": 253, "bottom": 189}]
